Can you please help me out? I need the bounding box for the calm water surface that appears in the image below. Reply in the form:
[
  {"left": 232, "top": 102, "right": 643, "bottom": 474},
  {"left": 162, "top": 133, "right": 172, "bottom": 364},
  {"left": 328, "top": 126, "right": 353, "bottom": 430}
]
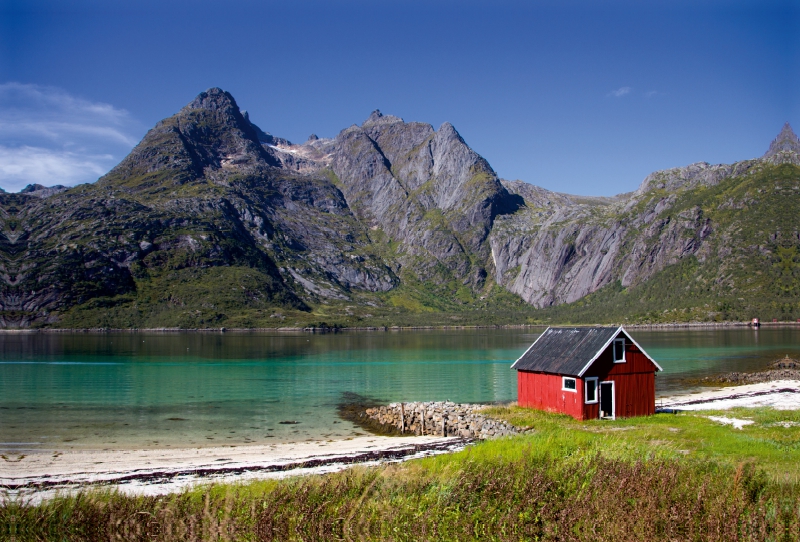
[{"left": 1, "top": 328, "right": 797, "bottom": 452}]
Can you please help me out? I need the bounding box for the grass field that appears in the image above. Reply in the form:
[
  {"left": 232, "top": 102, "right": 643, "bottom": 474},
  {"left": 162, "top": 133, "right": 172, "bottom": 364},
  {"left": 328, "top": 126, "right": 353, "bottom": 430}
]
[
  {"left": 4, "top": 407, "right": 799, "bottom": 541},
  {"left": 486, "top": 405, "right": 800, "bottom": 482}
]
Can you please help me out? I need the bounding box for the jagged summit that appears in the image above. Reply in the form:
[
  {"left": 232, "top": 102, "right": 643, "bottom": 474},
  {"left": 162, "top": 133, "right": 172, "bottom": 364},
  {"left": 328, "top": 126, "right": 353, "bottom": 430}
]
[
  {"left": 363, "top": 109, "right": 403, "bottom": 126},
  {"left": 436, "top": 121, "right": 462, "bottom": 142},
  {"left": 185, "top": 87, "right": 238, "bottom": 112},
  {"left": 21, "top": 183, "right": 51, "bottom": 193},
  {"left": 19, "top": 184, "right": 68, "bottom": 198},
  {"left": 1, "top": 85, "right": 799, "bottom": 328},
  {"left": 762, "top": 122, "right": 800, "bottom": 163},
  {"left": 98, "top": 87, "right": 281, "bottom": 188}
]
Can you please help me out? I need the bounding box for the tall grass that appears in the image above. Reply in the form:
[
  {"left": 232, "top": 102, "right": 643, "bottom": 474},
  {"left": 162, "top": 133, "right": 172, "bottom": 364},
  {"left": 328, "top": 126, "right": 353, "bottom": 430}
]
[
  {"left": 5, "top": 408, "right": 800, "bottom": 540},
  {"left": 4, "top": 442, "right": 798, "bottom": 541}
]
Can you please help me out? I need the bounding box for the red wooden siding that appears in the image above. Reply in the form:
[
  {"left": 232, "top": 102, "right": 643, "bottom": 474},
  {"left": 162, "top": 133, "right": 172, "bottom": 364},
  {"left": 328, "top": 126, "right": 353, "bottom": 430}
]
[
  {"left": 602, "top": 373, "right": 655, "bottom": 418},
  {"left": 582, "top": 337, "right": 657, "bottom": 418},
  {"left": 517, "top": 371, "right": 584, "bottom": 419},
  {"left": 583, "top": 338, "right": 658, "bottom": 377},
  {"left": 517, "top": 332, "right": 658, "bottom": 420}
]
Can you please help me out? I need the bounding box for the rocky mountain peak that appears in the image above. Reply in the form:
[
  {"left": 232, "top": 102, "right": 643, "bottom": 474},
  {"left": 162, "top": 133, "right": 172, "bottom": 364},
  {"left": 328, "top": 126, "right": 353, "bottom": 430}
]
[
  {"left": 20, "top": 183, "right": 49, "bottom": 193},
  {"left": 19, "top": 184, "right": 68, "bottom": 198},
  {"left": 185, "top": 87, "right": 239, "bottom": 114},
  {"left": 363, "top": 109, "right": 403, "bottom": 126},
  {"left": 4, "top": 85, "right": 797, "bottom": 328},
  {"left": 436, "top": 122, "right": 463, "bottom": 143},
  {"left": 99, "top": 87, "right": 280, "bottom": 188},
  {"left": 763, "top": 122, "right": 800, "bottom": 161}
]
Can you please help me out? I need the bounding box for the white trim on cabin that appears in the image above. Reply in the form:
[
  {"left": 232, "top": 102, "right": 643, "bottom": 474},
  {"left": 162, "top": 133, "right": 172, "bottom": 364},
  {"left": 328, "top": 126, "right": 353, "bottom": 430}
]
[
  {"left": 622, "top": 331, "right": 664, "bottom": 372},
  {"left": 584, "top": 376, "right": 599, "bottom": 404},
  {"left": 576, "top": 326, "right": 623, "bottom": 377},
  {"left": 576, "top": 326, "right": 663, "bottom": 377},
  {"left": 613, "top": 338, "right": 626, "bottom": 363},
  {"left": 599, "top": 380, "right": 615, "bottom": 420},
  {"left": 562, "top": 376, "right": 577, "bottom": 392},
  {"left": 510, "top": 326, "right": 550, "bottom": 369}
]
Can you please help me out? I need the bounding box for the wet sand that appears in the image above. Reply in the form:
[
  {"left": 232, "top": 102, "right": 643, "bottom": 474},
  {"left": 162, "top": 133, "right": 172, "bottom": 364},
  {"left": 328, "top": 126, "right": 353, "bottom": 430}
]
[{"left": 1, "top": 435, "right": 468, "bottom": 504}]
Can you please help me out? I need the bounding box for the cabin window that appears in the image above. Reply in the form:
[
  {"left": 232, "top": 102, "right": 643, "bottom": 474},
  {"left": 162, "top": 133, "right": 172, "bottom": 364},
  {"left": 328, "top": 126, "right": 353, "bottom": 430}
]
[
  {"left": 562, "top": 376, "right": 577, "bottom": 392},
  {"left": 584, "top": 377, "right": 598, "bottom": 404},
  {"left": 613, "top": 338, "right": 626, "bottom": 363}
]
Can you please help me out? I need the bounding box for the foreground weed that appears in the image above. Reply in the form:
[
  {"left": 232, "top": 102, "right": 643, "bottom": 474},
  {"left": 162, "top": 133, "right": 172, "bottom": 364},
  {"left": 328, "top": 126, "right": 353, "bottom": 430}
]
[{"left": 7, "top": 450, "right": 797, "bottom": 541}]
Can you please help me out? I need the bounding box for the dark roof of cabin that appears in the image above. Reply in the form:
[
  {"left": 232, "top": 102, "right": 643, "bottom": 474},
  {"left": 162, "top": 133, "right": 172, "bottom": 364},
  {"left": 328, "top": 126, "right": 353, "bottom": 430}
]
[{"left": 511, "top": 327, "right": 620, "bottom": 376}]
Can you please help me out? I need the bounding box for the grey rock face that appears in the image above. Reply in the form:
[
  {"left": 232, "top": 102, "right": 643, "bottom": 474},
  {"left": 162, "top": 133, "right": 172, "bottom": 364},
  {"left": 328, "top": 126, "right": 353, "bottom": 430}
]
[
  {"left": 762, "top": 122, "right": 800, "bottom": 165},
  {"left": 489, "top": 191, "right": 625, "bottom": 308},
  {"left": 329, "top": 115, "right": 521, "bottom": 286},
  {"left": 101, "top": 87, "right": 281, "bottom": 189},
  {"left": 19, "top": 184, "right": 69, "bottom": 198},
  {"left": 362, "top": 109, "right": 404, "bottom": 127},
  {"left": 491, "top": 127, "right": 792, "bottom": 308},
  {"left": 493, "top": 180, "right": 719, "bottom": 308},
  {"left": 1, "top": 89, "right": 795, "bottom": 325},
  {"left": 634, "top": 161, "right": 761, "bottom": 195},
  {"left": 0, "top": 89, "right": 406, "bottom": 325}
]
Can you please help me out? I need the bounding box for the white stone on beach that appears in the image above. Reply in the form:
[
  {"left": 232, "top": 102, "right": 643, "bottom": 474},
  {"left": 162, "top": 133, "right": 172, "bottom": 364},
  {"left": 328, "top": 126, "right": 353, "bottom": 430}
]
[{"left": 707, "top": 416, "right": 754, "bottom": 430}]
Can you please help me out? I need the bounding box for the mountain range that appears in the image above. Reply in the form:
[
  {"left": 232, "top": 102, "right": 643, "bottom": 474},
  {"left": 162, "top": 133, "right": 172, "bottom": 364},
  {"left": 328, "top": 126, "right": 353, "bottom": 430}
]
[{"left": 0, "top": 88, "right": 798, "bottom": 328}]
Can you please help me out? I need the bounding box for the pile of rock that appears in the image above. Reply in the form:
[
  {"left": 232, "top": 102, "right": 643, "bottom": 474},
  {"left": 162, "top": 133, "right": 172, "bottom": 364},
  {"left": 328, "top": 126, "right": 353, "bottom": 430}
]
[
  {"left": 363, "top": 401, "right": 522, "bottom": 439},
  {"left": 703, "top": 356, "right": 800, "bottom": 385}
]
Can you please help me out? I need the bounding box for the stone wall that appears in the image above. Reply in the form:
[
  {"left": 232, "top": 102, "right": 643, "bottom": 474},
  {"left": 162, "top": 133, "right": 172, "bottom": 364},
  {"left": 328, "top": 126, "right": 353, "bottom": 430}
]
[{"left": 362, "top": 401, "right": 522, "bottom": 439}]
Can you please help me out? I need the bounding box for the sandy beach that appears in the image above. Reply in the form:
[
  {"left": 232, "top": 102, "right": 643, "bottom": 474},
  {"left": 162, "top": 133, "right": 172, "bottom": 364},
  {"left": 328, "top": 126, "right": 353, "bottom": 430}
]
[
  {"left": 5, "top": 379, "right": 799, "bottom": 504},
  {"left": 658, "top": 380, "right": 800, "bottom": 411},
  {"left": 1, "top": 435, "right": 468, "bottom": 504}
]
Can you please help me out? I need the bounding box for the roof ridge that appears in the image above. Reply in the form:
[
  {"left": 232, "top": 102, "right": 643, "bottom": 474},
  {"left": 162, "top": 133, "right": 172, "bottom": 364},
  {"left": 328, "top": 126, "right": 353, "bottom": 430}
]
[{"left": 512, "top": 326, "right": 661, "bottom": 376}]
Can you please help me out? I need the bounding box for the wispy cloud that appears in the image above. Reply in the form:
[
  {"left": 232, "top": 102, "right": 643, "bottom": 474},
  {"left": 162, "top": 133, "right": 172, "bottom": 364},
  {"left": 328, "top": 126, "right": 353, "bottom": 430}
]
[
  {"left": 608, "top": 86, "right": 632, "bottom": 98},
  {"left": 645, "top": 90, "right": 660, "bottom": 98},
  {"left": 0, "top": 83, "right": 142, "bottom": 192},
  {"left": 0, "top": 146, "right": 115, "bottom": 191}
]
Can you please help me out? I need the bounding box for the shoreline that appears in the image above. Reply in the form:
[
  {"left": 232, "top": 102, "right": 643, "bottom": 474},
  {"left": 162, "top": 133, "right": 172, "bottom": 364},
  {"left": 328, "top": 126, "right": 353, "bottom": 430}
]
[
  {"left": 658, "top": 380, "right": 800, "bottom": 411},
  {"left": 1, "top": 321, "right": 797, "bottom": 333},
  {"left": 2, "top": 436, "right": 470, "bottom": 504},
  {"left": 5, "top": 380, "right": 799, "bottom": 503}
]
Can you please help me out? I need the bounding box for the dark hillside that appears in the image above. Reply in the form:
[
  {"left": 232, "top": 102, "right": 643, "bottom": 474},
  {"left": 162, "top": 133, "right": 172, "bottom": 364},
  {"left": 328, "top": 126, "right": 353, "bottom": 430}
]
[{"left": 0, "top": 88, "right": 796, "bottom": 328}]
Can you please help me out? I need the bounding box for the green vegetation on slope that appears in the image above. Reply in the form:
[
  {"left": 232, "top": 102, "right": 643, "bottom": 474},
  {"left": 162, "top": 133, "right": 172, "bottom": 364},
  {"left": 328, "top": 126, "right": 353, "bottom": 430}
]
[
  {"left": 57, "top": 266, "right": 309, "bottom": 329},
  {"left": 539, "top": 164, "right": 800, "bottom": 324},
  {"left": 48, "top": 164, "right": 800, "bottom": 329},
  {"left": 53, "top": 273, "right": 541, "bottom": 329}
]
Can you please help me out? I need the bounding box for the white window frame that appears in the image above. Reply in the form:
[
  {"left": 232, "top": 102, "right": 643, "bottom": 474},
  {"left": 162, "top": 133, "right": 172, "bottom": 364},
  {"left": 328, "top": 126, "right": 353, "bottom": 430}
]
[
  {"left": 584, "top": 377, "right": 599, "bottom": 404},
  {"left": 562, "top": 376, "right": 577, "bottom": 392},
  {"left": 613, "top": 338, "right": 626, "bottom": 363}
]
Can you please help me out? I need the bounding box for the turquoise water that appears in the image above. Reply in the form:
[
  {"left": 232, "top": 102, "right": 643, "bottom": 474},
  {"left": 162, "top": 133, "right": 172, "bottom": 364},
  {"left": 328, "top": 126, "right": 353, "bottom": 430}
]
[{"left": 1, "top": 328, "right": 797, "bottom": 452}]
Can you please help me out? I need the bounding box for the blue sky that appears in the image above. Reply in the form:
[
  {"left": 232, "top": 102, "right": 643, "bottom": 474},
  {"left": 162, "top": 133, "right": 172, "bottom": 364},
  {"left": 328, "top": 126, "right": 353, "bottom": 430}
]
[{"left": 1, "top": 0, "right": 797, "bottom": 195}]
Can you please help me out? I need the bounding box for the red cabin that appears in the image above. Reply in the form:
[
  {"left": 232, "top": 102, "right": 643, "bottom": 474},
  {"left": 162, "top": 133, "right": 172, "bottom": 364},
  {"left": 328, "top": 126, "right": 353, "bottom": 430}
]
[{"left": 511, "top": 326, "right": 662, "bottom": 420}]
